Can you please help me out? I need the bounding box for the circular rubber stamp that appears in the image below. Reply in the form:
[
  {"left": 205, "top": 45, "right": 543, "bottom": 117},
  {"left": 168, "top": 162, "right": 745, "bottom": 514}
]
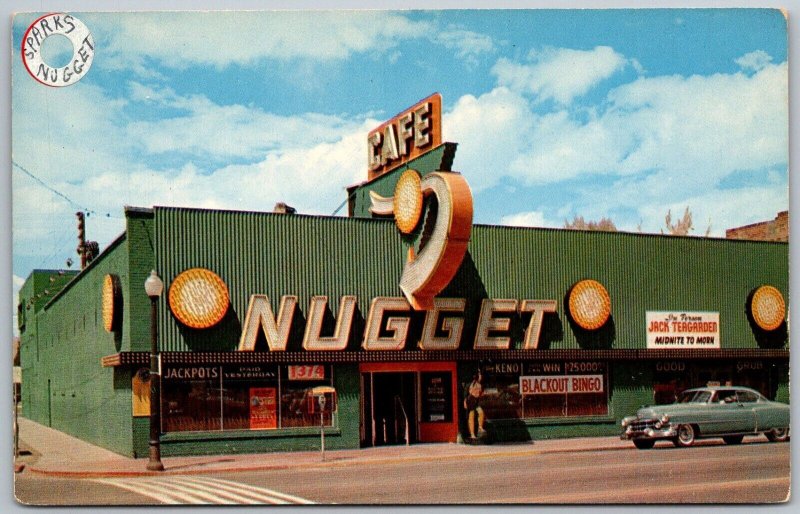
[{"left": 21, "top": 13, "right": 94, "bottom": 87}]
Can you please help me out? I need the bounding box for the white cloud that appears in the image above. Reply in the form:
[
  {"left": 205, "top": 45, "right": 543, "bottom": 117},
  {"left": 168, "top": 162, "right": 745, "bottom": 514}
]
[
  {"left": 435, "top": 28, "right": 495, "bottom": 68},
  {"left": 446, "top": 55, "right": 785, "bottom": 194},
  {"left": 495, "top": 59, "right": 787, "bottom": 188},
  {"left": 492, "top": 46, "right": 630, "bottom": 104},
  {"left": 736, "top": 50, "right": 773, "bottom": 72},
  {"left": 499, "top": 211, "right": 560, "bottom": 228},
  {"left": 87, "top": 12, "right": 434, "bottom": 70},
  {"left": 126, "top": 83, "right": 364, "bottom": 160},
  {"left": 442, "top": 50, "right": 787, "bottom": 237},
  {"left": 443, "top": 87, "right": 534, "bottom": 191}
]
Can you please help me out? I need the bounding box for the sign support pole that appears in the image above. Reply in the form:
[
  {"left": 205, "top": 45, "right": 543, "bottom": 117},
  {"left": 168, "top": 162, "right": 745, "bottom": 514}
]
[{"left": 319, "top": 395, "right": 326, "bottom": 462}]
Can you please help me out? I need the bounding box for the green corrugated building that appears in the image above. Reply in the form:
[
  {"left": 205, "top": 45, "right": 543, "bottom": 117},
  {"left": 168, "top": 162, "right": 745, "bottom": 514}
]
[{"left": 18, "top": 126, "right": 788, "bottom": 458}]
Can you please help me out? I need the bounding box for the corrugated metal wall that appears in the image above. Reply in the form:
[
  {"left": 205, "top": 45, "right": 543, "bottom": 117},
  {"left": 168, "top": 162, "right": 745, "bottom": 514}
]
[{"left": 154, "top": 207, "right": 788, "bottom": 353}]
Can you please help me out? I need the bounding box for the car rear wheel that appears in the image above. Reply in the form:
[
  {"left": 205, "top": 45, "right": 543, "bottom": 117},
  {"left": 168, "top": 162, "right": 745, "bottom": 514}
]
[
  {"left": 633, "top": 439, "right": 655, "bottom": 450},
  {"left": 766, "top": 427, "right": 789, "bottom": 442},
  {"left": 723, "top": 435, "right": 744, "bottom": 445},
  {"left": 673, "top": 424, "right": 696, "bottom": 447}
]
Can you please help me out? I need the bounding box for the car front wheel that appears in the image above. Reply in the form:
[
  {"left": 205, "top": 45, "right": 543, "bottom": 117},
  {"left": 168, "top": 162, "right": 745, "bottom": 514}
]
[
  {"left": 633, "top": 439, "right": 655, "bottom": 450},
  {"left": 766, "top": 427, "right": 789, "bottom": 442},
  {"left": 673, "top": 424, "right": 696, "bottom": 447}
]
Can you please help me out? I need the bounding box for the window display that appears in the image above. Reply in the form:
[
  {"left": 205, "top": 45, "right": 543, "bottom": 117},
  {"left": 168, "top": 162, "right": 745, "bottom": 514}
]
[
  {"left": 480, "top": 361, "right": 609, "bottom": 420},
  {"left": 160, "top": 365, "right": 333, "bottom": 433}
]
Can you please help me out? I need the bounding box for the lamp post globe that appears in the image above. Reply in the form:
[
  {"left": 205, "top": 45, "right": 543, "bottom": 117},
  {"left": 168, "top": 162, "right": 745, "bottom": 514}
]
[
  {"left": 145, "top": 270, "right": 165, "bottom": 471},
  {"left": 145, "top": 269, "right": 164, "bottom": 299}
]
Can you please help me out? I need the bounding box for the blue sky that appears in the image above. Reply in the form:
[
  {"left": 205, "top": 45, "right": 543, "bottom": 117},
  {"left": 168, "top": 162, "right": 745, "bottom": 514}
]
[{"left": 11, "top": 9, "right": 788, "bottom": 327}]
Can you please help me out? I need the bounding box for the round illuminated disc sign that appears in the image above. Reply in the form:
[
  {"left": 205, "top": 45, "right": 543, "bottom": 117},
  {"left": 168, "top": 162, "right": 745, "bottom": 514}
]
[
  {"left": 101, "top": 274, "right": 120, "bottom": 332},
  {"left": 751, "top": 285, "right": 785, "bottom": 331},
  {"left": 568, "top": 279, "right": 611, "bottom": 330},
  {"left": 393, "top": 170, "right": 423, "bottom": 234},
  {"left": 168, "top": 268, "right": 229, "bottom": 329}
]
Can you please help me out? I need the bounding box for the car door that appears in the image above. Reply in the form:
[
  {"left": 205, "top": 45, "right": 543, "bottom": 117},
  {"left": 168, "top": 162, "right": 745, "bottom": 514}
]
[
  {"left": 710, "top": 389, "right": 744, "bottom": 434},
  {"left": 734, "top": 389, "right": 758, "bottom": 433},
  {"left": 747, "top": 393, "right": 776, "bottom": 432}
]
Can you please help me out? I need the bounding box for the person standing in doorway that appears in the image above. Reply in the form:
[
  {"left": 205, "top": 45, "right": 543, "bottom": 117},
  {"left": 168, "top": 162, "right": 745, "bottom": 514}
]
[{"left": 464, "top": 371, "right": 486, "bottom": 440}]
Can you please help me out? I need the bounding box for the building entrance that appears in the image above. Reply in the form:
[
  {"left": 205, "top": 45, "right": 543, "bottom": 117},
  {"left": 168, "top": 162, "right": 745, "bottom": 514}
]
[
  {"left": 359, "top": 362, "right": 458, "bottom": 447},
  {"left": 362, "top": 372, "right": 417, "bottom": 446}
]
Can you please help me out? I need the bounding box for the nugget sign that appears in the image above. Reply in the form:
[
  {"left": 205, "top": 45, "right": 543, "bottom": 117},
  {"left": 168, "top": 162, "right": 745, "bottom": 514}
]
[
  {"left": 367, "top": 93, "right": 442, "bottom": 180},
  {"left": 520, "top": 375, "right": 604, "bottom": 395}
]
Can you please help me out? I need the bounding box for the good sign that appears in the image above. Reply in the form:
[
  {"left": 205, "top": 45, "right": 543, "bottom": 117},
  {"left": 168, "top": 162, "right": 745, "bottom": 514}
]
[{"left": 367, "top": 93, "right": 442, "bottom": 180}]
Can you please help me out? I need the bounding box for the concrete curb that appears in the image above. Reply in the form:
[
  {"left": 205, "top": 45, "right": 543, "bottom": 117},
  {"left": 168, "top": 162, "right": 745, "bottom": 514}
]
[{"left": 23, "top": 443, "right": 631, "bottom": 478}]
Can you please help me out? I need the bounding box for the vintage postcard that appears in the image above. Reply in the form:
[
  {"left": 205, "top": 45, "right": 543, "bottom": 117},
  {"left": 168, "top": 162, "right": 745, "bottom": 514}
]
[{"left": 11, "top": 8, "right": 789, "bottom": 505}]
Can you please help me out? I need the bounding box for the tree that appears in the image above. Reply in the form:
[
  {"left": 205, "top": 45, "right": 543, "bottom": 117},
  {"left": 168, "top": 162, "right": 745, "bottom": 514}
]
[
  {"left": 663, "top": 207, "right": 693, "bottom": 236},
  {"left": 564, "top": 215, "right": 617, "bottom": 232},
  {"left": 661, "top": 207, "right": 712, "bottom": 236}
]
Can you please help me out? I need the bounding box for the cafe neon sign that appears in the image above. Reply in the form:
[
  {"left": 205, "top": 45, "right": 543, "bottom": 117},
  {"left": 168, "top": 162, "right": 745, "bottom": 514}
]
[{"left": 368, "top": 94, "right": 473, "bottom": 311}]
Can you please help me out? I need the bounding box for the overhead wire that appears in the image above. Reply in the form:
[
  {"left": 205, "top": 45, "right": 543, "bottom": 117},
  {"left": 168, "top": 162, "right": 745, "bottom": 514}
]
[{"left": 12, "top": 160, "right": 123, "bottom": 219}]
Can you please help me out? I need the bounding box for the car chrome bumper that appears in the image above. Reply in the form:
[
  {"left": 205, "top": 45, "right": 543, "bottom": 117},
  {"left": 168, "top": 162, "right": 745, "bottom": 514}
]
[{"left": 621, "top": 426, "right": 677, "bottom": 440}]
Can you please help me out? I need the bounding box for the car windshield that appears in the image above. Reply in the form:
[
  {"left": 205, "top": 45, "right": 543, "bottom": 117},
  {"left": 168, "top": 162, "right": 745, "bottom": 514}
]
[{"left": 677, "top": 390, "right": 712, "bottom": 403}]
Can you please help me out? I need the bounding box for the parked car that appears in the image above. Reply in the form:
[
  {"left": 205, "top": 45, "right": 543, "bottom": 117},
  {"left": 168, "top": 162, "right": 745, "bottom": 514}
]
[{"left": 621, "top": 386, "right": 790, "bottom": 449}]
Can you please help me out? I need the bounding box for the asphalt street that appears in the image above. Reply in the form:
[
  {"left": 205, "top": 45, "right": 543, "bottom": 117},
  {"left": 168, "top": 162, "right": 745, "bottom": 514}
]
[{"left": 14, "top": 438, "right": 790, "bottom": 505}]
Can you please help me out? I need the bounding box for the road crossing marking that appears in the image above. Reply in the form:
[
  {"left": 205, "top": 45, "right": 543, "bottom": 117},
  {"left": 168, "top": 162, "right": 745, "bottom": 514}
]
[{"left": 92, "top": 476, "right": 316, "bottom": 505}]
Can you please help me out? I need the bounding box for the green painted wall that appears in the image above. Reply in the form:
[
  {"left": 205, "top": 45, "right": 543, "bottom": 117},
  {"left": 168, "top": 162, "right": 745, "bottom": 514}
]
[
  {"left": 19, "top": 235, "right": 136, "bottom": 455},
  {"left": 125, "top": 208, "right": 156, "bottom": 352},
  {"left": 18, "top": 270, "right": 77, "bottom": 422}
]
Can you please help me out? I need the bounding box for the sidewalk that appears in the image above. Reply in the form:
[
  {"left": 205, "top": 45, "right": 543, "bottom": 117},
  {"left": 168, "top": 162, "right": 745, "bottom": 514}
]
[{"left": 15, "top": 417, "right": 631, "bottom": 478}]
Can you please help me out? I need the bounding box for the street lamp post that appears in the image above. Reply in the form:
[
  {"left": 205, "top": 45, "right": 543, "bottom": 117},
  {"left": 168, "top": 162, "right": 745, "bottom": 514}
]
[{"left": 144, "top": 270, "right": 165, "bottom": 472}]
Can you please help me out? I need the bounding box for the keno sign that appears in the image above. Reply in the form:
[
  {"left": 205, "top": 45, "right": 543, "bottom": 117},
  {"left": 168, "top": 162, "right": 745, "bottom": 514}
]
[{"left": 646, "top": 311, "right": 720, "bottom": 349}]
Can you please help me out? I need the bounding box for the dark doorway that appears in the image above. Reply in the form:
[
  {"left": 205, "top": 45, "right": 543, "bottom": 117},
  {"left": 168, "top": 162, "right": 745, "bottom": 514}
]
[{"left": 361, "top": 372, "right": 417, "bottom": 446}]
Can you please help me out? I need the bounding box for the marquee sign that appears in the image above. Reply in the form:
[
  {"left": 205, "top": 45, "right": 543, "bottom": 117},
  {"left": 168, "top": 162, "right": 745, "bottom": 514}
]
[
  {"left": 101, "top": 273, "right": 122, "bottom": 332},
  {"left": 371, "top": 170, "right": 473, "bottom": 310},
  {"left": 750, "top": 285, "right": 785, "bottom": 331},
  {"left": 366, "top": 94, "right": 472, "bottom": 311},
  {"left": 168, "top": 268, "right": 230, "bottom": 329},
  {"left": 237, "top": 295, "right": 558, "bottom": 352},
  {"left": 367, "top": 93, "right": 442, "bottom": 181},
  {"left": 646, "top": 311, "right": 720, "bottom": 349}
]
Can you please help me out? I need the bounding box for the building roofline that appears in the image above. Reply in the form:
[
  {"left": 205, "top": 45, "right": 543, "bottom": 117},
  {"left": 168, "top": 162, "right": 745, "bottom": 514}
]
[{"left": 43, "top": 232, "right": 128, "bottom": 310}]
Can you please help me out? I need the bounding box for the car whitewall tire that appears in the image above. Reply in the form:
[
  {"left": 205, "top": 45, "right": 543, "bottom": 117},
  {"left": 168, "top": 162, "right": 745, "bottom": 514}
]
[
  {"left": 673, "top": 424, "right": 696, "bottom": 447},
  {"left": 766, "top": 427, "right": 789, "bottom": 442}
]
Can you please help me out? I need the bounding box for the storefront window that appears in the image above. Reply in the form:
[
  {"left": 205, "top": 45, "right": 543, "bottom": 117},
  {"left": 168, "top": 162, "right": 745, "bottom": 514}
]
[
  {"left": 281, "top": 365, "right": 333, "bottom": 428},
  {"left": 160, "top": 364, "right": 333, "bottom": 433},
  {"left": 161, "top": 366, "right": 222, "bottom": 432},
  {"left": 480, "top": 361, "right": 609, "bottom": 420},
  {"left": 653, "top": 361, "right": 690, "bottom": 404},
  {"left": 653, "top": 360, "right": 778, "bottom": 402},
  {"left": 222, "top": 366, "right": 279, "bottom": 430}
]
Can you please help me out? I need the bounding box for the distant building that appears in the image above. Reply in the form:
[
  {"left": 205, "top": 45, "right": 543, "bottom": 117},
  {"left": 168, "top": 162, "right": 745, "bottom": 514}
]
[
  {"left": 13, "top": 337, "right": 20, "bottom": 402},
  {"left": 726, "top": 211, "right": 788, "bottom": 242}
]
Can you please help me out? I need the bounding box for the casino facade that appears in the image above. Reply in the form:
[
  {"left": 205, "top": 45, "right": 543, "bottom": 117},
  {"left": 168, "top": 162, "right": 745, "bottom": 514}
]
[{"left": 18, "top": 94, "right": 789, "bottom": 457}]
